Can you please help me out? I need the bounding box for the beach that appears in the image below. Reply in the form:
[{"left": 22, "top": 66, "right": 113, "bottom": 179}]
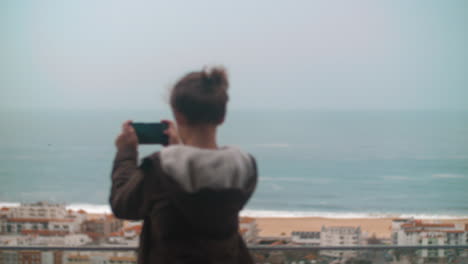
[{"left": 254, "top": 217, "right": 468, "bottom": 239}]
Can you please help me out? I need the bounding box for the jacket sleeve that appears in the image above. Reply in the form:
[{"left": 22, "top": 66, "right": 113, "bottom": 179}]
[
  {"left": 243, "top": 154, "right": 258, "bottom": 203},
  {"left": 109, "top": 147, "right": 155, "bottom": 220}
]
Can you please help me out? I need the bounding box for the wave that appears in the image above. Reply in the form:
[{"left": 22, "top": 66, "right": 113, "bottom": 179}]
[
  {"left": 254, "top": 143, "right": 291, "bottom": 148},
  {"left": 240, "top": 209, "right": 468, "bottom": 219},
  {"left": 2, "top": 202, "right": 467, "bottom": 219},
  {"left": 432, "top": 173, "right": 466, "bottom": 179},
  {"left": 0, "top": 202, "right": 112, "bottom": 214}
]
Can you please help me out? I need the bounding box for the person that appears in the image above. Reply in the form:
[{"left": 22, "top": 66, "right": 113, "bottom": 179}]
[{"left": 110, "top": 67, "right": 258, "bottom": 264}]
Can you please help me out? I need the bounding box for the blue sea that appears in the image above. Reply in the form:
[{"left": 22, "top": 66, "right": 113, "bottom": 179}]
[{"left": 1, "top": 109, "right": 467, "bottom": 218}]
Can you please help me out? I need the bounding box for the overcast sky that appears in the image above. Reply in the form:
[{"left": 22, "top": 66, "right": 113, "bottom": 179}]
[{"left": 1, "top": 0, "right": 467, "bottom": 110}]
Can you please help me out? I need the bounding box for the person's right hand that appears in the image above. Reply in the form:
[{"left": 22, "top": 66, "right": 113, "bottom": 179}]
[
  {"left": 115, "top": 120, "right": 138, "bottom": 150},
  {"left": 162, "top": 120, "right": 181, "bottom": 146}
]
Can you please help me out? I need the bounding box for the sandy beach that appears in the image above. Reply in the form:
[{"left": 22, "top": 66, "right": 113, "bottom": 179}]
[{"left": 255, "top": 217, "right": 468, "bottom": 240}]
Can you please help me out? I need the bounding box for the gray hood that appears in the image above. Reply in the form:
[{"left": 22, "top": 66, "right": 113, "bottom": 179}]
[{"left": 160, "top": 145, "right": 255, "bottom": 193}]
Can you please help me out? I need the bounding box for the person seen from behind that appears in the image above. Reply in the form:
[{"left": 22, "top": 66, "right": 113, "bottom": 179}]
[{"left": 110, "top": 67, "right": 258, "bottom": 264}]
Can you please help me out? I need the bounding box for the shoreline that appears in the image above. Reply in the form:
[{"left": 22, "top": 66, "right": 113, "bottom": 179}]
[
  {"left": 254, "top": 217, "right": 468, "bottom": 239},
  {"left": 2, "top": 202, "right": 468, "bottom": 219},
  {"left": 2, "top": 202, "right": 468, "bottom": 240}
]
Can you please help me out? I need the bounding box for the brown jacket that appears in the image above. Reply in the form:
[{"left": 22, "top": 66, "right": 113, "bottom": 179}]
[{"left": 110, "top": 145, "right": 257, "bottom": 264}]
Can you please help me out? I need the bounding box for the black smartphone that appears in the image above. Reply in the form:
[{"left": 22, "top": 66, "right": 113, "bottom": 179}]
[{"left": 131, "top": 122, "right": 169, "bottom": 145}]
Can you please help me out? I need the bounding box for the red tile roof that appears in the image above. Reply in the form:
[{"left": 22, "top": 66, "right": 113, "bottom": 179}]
[
  {"left": 401, "top": 221, "right": 456, "bottom": 229},
  {"left": 271, "top": 240, "right": 284, "bottom": 246},
  {"left": 405, "top": 229, "right": 464, "bottom": 234},
  {"left": 415, "top": 223, "right": 455, "bottom": 228},
  {"left": 109, "top": 231, "right": 124, "bottom": 237},
  {"left": 77, "top": 209, "right": 87, "bottom": 214},
  {"left": 124, "top": 225, "right": 142, "bottom": 233},
  {"left": 1, "top": 207, "right": 10, "bottom": 211},
  {"left": 401, "top": 223, "right": 414, "bottom": 228},
  {"left": 446, "top": 230, "right": 464, "bottom": 234}
]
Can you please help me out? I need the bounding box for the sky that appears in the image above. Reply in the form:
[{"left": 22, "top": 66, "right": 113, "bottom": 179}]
[{"left": 1, "top": 0, "right": 467, "bottom": 111}]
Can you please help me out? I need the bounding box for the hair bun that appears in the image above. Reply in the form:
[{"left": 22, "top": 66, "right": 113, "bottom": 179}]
[{"left": 202, "top": 66, "right": 229, "bottom": 92}]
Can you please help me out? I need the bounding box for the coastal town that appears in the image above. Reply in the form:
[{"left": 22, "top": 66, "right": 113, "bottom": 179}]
[{"left": 1, "top": 202, "right": 467, "bottom": 263}]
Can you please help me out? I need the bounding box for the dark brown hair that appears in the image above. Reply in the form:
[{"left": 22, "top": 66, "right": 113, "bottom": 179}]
[{"left": 170, "top": 67, "right": 229, "bottom": 125}]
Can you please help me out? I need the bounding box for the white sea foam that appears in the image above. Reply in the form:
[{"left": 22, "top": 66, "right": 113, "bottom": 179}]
[
  {"left": 2, "top": 202, "right": 467, "bottom": 219},
  {"left": 432, "top": 173, "right": 466, "bottom": 179},
  {"left": 0, "top": 202, "right": 112, "bottom": 214},
  {"left": 254, "top": 143, "right": 291, "bottom": 148},
  {"left": 66, "top": 203, "right": 112, "bottom": 214},
  {"left": 381, "top": 175, "right": 412, "bottom": 181},
  {"left": 240, "top": 210, "right": 468, "bottom": 219}
]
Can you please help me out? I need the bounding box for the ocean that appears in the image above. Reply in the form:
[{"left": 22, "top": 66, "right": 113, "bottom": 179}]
[{"left": 1, "top": 109, "right": 467, "bottom": 218}]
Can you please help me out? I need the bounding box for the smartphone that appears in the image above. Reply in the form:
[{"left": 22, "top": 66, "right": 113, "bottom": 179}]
[{"left": 131, "top": 122, "right": 169, "bottom": 145}]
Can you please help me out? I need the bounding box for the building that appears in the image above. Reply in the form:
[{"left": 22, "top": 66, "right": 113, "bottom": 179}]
[
  {"left": 18, "top": 251, "right": 42, "bottom": 264},
  {"left": 391, "top": 218, "right": 413, "bottom": 244},
  {"left": 291, "top": 231, "right": 320, "bottom": 245},
  {"left": 239, "top": 217, "right": 259, "bottom": 243},
  {"left": 0, "top": 250, "right": 18, "bottom": 264},
  {"left": 82, "top": 215, "right": 123, "bottom": 239},
  {"left": 1, "top": 202, "right": 84, "bottom": 235},
  {"left": 67, "top": 254, "right": 91, "bottom": 264},
  {"left": 107, "top": 225, "right": 141, "bottom": 246},
  {"left": 2, "top": 218, "right": 80, "bottom": 234},
  {"left": 9, "top": 202, "right": 67, "bottom": 219},
  {"left": 392, "top": 219, "right": 468, "bottom": 260},
  {"left": 320, "top": 226, "right": 361, "bottom": 259}
]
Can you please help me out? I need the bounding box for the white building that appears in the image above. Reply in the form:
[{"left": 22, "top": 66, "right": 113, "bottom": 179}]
[
  {"left": 0, "top": 202, "right": 85, "bottom": 236},
  {"left": 291, "top": 231, "right": 320, "bottom": 245},
  {"left": 2, "top": 217, "right": 81, "bottom": 234},
  {"left": 9, "top": 202, "right": 67, "bottom": 219},
  {"left": 320, "top": 226, "right": 361, "bottom": 259},
  {"left": 392, "top": 219, "right": 468, "bottom": 259}
]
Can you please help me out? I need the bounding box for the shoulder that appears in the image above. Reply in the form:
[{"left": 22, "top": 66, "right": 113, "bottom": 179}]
[{"left": 157, "top": 145, "right": 257, "bottom": 192}]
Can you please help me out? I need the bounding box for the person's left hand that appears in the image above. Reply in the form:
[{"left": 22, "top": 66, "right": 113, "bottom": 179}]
[{"left": 115, "top": 120, "right": 138, "bottom": 150}]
